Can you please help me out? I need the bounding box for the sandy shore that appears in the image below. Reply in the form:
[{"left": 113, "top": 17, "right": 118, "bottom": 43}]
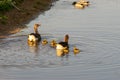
[{"left": 0, "top": 0, "right": 57, "bottom": 38}]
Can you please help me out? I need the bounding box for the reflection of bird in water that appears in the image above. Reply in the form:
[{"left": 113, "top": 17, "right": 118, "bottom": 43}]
[
  {"left": 29, "top": 44, "right": 39, "bottom": 54},
  {"left": 73, "top": 46, "right": 80, "bottom": 55},
  {"left": 56, "top": 34, "right": 69, "bottom": 57},
  {"left": 41, "top": 39, "right": 48, "bottom": 46},
  {"left": 50, "top": 40, "right": 57, "bottom": 48},
  {"left": 28, "top": 24, "right": 41, "bottom": 46}
]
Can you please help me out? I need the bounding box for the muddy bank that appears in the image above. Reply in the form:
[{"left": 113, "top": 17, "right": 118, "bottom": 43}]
[{"left": 0, "top": 0, "right": 57, "bottom": 38}]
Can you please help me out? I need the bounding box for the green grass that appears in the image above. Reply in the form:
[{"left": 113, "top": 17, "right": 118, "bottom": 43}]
[
  {"left": 0, "top": 0, "right": 23, "bottom": 24},
  {"left": 0, "top": 0, "right": 14, "bottom": 11}
]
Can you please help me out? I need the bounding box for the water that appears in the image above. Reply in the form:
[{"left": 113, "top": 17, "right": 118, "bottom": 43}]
[{"left": 0, "top": 0, "right": 120, "bottom": 80}]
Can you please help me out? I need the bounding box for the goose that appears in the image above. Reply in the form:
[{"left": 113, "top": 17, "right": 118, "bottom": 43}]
[
  {"left": 28, "top": 24, "right": 41, "bottom": 42},
  {"left": 72, "top": 2, "right": 85, "bottom": 9},
  {"left": 41, "top": 39, "right": 48, "bottom": 46},
  {"left": 56, "top": 34, "right": 69, "bottom": 50},
  {"left": 50, "top": 40, "right": 57, "bottom": 48},
  {"left": 73, "top": 46, "right": 80, "bottom": 55},
  {"left": 56, "top": 34, "right": 69, "bottom": 57}
]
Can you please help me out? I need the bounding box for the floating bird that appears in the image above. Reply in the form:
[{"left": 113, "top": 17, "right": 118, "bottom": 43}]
[
  {"left": 56, "top": 34, "right": 69, "bottom": 57},
  {"left": 57, "top": 34, "right": 69, "bottom": 49},
  {"left": 79, "top": 0, "right": 90, "bottom": 6},
  {"left": 73, "top": 46, "right": 80, "bottom": 55},
  {"left": 50, "top": 40, "right": 57, "bottom": 48},
  {"left": 72, "top": 2, "right": 85, "bottom": 9},
  {"left": 63, "top": 47, "right": 69, "bottom": 54},
  {"left": 41, "top": 39, "right": 48, "bottom": 46},
  {"left": 28, "top": 24, "right": 41, "bottom": 42}
]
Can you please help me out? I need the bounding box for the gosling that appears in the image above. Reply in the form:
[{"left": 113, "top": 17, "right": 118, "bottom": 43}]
[
  {"left": 73, "top": 46, "right": 80, "bottom": 55},
  {"left": 41, "top": 39, "right": 48, "bottom": 46}
]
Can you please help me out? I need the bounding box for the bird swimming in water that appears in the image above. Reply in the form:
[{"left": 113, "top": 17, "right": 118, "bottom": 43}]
[
  {"left": 56, "top": 34, "right": 69, "bottom": 50},
  {"left": 72, "top": 1, "right": 85, "bottom": 9},
  {"left": 28, "top": 24, "right": 41, "bottom": 42},
  {"left": 41, "top": 39, "right": 48, "bottom": 46},
  {"left": 79, "top": 0, "right": 90, "bottom": 6},
  {"left": 56, "top": 34, "right": 69, "bottom": 57},
  {"left": 50, "top": 40, "right": 57, "bottom": 48},
  {"left": 73, "top": 46, "right": 80, "bottom": 55}
]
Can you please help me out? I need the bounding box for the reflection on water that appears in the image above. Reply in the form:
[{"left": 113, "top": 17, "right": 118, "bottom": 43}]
[
  {"left": 27, "top": 38, "right": 41, "bottom": 54},
  {"left": 0, "top": 35, "right": 74, "bottom": 69},
  {"left": 27, "top": 41, "right": 39, "bottom": 56}
]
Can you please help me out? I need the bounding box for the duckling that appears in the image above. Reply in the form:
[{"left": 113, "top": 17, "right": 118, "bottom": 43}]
[
  {"left": 73, "top": 46, "right": 80, "bottom": 55},
  {"left": 27, "top": 40, "right": 38, "bottom": 47},
  {"left": 72, "top": 2, "right": 85, "bottom": 9},
  {"left": 50, "top": 40, "right": 57, "bottom": 48},
  {"left": 56, "top": 34, "right": 69, "bottom": 57},
  {"left": 41, "top": 39, "right": 48, "bottom": 46},
  {"left": 28, "top": 24, "right": 41, "bottom": 42},
  {"left": 63, "top": 47, "right": 69, "bottom": 54}
]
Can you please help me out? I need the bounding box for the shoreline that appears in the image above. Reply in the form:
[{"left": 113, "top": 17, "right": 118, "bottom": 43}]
[{"left": 0, "top": 0, "right": 57, "bottom": 38}]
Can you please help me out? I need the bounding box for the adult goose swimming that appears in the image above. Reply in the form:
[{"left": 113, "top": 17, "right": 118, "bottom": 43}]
[
  {"left": 56, "top": 34, "right": 69, "bottom": 57},
  {"left": 56, "top": 34, "right": 69, "bottom": 49},
  {"left": 28, "top": 24, "right": 41, "bottom": 43}
]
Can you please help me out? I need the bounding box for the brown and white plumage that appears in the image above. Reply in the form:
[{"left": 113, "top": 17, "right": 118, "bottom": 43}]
[
  {"left": 56, "top": 34, "right": 69, "bottom": 57},
  {"left": 56, "top": 34, "right": 69, "bottom": 50},
  {"left": 28, "top": 24, "right": 41, "bottom": 42}
]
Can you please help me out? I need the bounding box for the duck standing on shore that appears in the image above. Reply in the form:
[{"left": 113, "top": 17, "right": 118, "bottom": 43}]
[
  {"left": 28, "top": 24, "right": 41, "bottom": 45},
  {"left": 56, "top": 34, "right": 69, "bottom": 57}
]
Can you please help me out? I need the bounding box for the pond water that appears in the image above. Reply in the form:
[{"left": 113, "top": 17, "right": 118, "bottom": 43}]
[{"left": 0, "top": 0, "right": 120, "bottom": 80}]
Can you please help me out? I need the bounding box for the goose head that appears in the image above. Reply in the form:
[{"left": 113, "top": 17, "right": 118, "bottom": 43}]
[
  {"left": 34, "top": 24, "right": 41, "bottom": 34},
  {"left": 64, "top": 34, "right": 69, "bottom": 43}
]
